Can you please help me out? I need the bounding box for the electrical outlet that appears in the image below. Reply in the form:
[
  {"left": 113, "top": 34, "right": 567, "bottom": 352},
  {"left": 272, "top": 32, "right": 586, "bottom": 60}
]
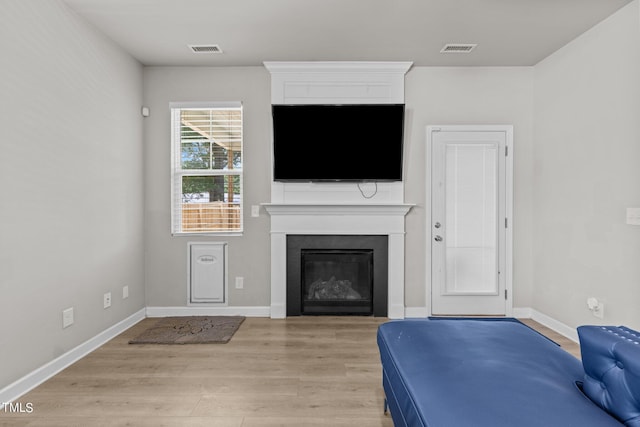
[
  {"left": 62, "top": 307, "right": 74, "bottom": 328},
  {"left": 122, "top": 285, "right": 129, "bottom": 299},
  {"left": 594, "top": 302, "right": 604, "bottom": 319},
  {"left": 627, "top": 207, "right": 640, "bottom": 225},
  {"left": 251, "top": 205, "right": 260, "bottom": 217},
  {"left": 235, "top": 277, "right": 244, "bottom": 289},
  {"left": 587, "top": 297, "right": 604, "bottom": 319},
  {"left": 103, "top": 292, "right": 112, "bottom": 309}
]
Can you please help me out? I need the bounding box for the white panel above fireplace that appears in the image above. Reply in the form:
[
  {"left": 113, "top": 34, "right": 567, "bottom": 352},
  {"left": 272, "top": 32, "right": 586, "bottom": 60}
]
[
  {"left": 264, "top": 61, "right": 413, "bottom": 205},
  {"left": 272, "top": 181, "right": 403, "bottom": 204},
  {"left": 264, "top": 61, "right": 413, "bottom": 105}
]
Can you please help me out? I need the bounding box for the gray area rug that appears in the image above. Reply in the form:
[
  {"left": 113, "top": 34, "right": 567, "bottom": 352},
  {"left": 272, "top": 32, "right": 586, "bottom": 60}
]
[{"left": 129, "top": 316, "right": 245, "bottom": 344}]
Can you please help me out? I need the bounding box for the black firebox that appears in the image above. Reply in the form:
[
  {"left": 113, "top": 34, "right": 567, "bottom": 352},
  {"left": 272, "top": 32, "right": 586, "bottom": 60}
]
[{"left": 286, "top": 235, "right": 388, "bottom": 316}]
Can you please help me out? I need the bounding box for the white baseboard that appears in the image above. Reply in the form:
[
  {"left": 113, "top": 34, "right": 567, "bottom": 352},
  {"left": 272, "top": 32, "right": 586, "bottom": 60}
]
[
  {"left": 405, "top": 306, "right": 429, "bottom": 318},
  {"left": 529, "top": 309, "right": 579, "bottom": 343},
  {"left": 0, "top": 308, "right": 146, "bottom": 404},
  {"left": 146, "top": 306, "right": 271, "bottom": 317},
  {"left": 269, "top": 303, "right": 286, "bottom": 319},
  {"left": 388, "top": 303, "right": 405, "bottom": 319},
  {"left": 2, "top": 304, "right": 579, "bottom": 405},
  {"left": 146, "top": 306, "right": 430, "bottom": 319},
  {"left": 512, "top": 307, "right": 533, "bottom": 319},
  {"left": 514, "top": 306, "right": 578, "bottom": 343}
]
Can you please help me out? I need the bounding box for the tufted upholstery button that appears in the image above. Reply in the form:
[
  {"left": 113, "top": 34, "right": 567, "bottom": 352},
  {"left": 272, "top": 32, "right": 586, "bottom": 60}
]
[{"left": 616, "top": 361, "right": 624, "bottom": 369}]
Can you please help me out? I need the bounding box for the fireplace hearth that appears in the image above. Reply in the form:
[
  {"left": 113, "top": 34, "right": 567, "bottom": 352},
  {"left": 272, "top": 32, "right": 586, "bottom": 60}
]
[{"left": 287, "top": 235, "right": 388, "bottom": 316}]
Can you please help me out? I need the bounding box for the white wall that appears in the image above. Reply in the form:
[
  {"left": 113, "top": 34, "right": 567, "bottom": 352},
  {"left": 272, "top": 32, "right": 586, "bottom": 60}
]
[
  {"left": 532, "top": 0, "right": 640, "bottom": 329},
  {"left": 0, "top": 0, "right": 144, "bottom": 388}
]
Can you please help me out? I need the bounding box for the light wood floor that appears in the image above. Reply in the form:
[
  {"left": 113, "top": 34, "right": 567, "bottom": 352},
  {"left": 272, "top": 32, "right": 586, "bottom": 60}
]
[{"left": 1, "top": 317, "right": 580, "bottom": 426}]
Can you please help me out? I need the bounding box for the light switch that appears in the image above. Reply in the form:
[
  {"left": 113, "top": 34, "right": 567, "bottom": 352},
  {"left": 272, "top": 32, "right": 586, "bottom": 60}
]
[
  {"left": 251, "top": 205, "right": 260, "bottom": 217},
  {"left": 626, "top": 207, "right": 640, "bottom": 225}
]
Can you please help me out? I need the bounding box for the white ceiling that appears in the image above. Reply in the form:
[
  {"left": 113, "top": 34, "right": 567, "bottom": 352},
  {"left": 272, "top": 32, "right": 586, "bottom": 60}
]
[{"left": 63, "top": 0, "right": 632, "bottom": 67}]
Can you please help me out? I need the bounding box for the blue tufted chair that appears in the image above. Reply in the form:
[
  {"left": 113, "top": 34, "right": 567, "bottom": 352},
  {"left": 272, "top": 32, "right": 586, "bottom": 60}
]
[{"left": 578, "top": 326, "right": 640, "bottom": 427}]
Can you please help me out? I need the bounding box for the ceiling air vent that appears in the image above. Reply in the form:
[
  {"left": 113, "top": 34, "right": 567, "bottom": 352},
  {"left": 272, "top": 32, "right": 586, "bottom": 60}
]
[
  {"left": 440, "top": 43, "right": 477, "bottom": 54},
  {"left": 188, "top": 44, "right": 223, "bottom": 53}
]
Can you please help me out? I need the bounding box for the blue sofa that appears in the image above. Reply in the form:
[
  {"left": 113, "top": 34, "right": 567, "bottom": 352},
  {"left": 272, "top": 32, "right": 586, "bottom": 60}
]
[{"left": 377, "top": 318, "right": 640, "bottom": 427}]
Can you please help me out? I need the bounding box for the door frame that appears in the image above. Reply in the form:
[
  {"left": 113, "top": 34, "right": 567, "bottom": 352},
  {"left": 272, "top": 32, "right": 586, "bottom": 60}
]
[{"left": 426, "top": 125, "right": 513, "bottom": 316}]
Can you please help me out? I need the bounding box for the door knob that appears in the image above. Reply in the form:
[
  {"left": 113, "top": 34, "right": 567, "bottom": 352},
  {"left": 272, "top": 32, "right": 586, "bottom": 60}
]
[
  {"left": 434, "top": 222, "right": 441, "bottom": 228},
  {"left": 434, "top": 235, "right": 443, "bottom": 242}
]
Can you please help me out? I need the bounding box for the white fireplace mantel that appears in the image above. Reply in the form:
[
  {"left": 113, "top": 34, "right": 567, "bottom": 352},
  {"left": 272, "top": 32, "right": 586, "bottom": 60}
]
[
  {"left": 263, "top": 203, "right": 413, "bottom": 319},
  {"left": 263, "top": 203, "right": 413, "bottom": 220}
]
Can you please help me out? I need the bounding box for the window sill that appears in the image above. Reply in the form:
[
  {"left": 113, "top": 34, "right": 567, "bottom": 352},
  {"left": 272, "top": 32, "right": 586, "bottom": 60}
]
[{"left": 172, "top": 232, "right": 243, "bottom": 237}]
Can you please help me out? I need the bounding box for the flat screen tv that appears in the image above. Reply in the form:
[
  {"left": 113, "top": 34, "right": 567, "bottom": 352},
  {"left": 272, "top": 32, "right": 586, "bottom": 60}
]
[{"left": 272, "top": 104, "right": 404, "bottom": 182}]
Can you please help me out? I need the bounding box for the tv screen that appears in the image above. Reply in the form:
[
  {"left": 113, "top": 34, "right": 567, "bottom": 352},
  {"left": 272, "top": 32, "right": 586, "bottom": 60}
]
[{"left": 272, "top": 104, "right": 404, "bottom": 182}]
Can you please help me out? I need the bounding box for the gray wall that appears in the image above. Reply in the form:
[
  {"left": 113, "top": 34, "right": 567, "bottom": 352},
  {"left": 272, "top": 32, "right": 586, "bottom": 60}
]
[
  {"left": 403, "top": 67, "right": 535, "bottom": 310},
  {"left": 143, "top": 67, "right": 272, "bottom": 307},
  {"left": 143, "top": 66, "right": 535, "bottom": 311},
  {"left": 143, "top": 0, "right": 639, "bottom": 325},
  {"left": 0, "top": 1, "right": 144, "bottom": 387},
  {"left": 532, "top": 1, "right": 640, "bottom": 329}
]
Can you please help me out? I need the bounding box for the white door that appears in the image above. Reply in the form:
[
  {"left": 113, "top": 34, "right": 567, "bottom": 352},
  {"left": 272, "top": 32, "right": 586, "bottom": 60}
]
[{"left": 429, "top": 126, "right": 512, "bottom": 316}]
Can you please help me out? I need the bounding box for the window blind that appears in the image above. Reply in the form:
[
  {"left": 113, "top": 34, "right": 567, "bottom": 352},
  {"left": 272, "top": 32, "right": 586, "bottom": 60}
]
[{"left": 170, "top": 103, "right": 243, "bottom": 234}]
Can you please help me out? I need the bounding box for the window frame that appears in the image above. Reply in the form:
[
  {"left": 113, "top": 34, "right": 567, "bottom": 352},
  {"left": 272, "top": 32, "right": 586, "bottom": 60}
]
[{"left": 170, "top": 102, "right": 243, "bottom": 236}]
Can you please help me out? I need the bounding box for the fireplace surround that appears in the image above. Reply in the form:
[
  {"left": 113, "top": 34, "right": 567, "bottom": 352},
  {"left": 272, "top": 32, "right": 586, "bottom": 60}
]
[
  {"left": 264, "top": 62, "right": 413, "bottom": 319},
  {"left": 263, "top": 203, "right": 412, "bottom": 319}
]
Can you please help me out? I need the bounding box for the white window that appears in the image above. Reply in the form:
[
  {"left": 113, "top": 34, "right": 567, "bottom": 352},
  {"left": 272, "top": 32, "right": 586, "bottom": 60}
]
[{"left": 170, "top": 102, "right": 243, "bottom": 235}]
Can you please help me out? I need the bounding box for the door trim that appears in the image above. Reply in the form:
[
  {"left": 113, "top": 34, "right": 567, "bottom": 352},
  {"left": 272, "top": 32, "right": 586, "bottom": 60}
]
[{"left": 426, "top": 125, "right": 513, "bottom": 316}]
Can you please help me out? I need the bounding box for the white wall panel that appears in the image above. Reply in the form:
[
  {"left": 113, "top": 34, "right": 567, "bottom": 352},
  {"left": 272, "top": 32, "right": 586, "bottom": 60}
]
[{"left": 189, "top": 242, "right": 227, "bottom": 304}]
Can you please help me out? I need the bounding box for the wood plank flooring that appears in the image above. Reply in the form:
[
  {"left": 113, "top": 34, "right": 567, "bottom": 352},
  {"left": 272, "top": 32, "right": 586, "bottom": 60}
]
[{"left": 1, "top": 317, "right": 580, "bottom": 426}]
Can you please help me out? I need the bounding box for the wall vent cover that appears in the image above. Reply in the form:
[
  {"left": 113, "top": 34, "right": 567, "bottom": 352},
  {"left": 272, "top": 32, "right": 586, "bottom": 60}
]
[
  {"left": 440, "top": 43, "right": 477, "bottom": 53},
  {"left": 189, "top": 44, "right": 223, "bottom": 53}
]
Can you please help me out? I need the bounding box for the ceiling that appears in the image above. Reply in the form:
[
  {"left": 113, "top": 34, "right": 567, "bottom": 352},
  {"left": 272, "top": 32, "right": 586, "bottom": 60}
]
[{"left": 63, "top": 0, "right": 632, "bottom": 67}]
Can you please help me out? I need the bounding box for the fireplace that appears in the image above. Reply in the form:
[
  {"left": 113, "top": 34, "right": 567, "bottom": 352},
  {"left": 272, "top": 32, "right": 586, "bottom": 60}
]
[
  {"left": 287, "top": 235, "right": 388, "bottom": 316},
  {"left": 264, "top": 62, "right": 412, "bottom": 319},
  {"left": 264, "top": 203, "right": 412, "bottom": 319}
]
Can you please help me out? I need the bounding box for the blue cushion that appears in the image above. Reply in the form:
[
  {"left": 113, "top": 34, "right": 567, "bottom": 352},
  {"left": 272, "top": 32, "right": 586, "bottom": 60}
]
[
  {"left": 378, "top": 319, "right": 623, "bottom": 427},
  {"left": 578, "top": 326, "right": 640, "bottom": 427}
]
